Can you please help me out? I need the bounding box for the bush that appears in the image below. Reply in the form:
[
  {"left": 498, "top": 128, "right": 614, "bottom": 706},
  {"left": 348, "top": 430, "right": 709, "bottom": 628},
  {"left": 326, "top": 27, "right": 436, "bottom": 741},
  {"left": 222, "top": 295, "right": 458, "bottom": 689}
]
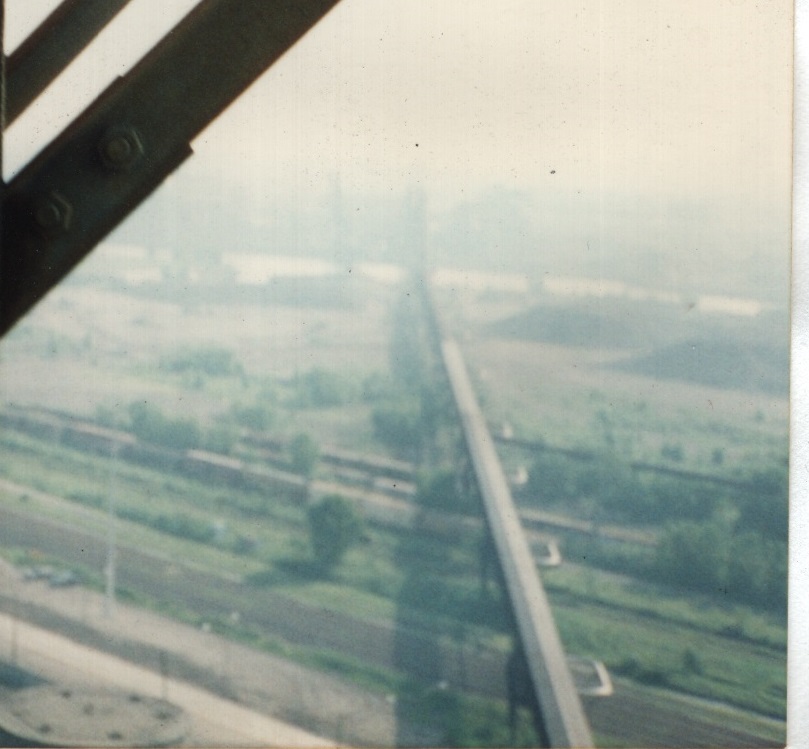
[
  {"left": 654, "top": 520, "right": 730, "bottom": 593},
  {"left": 661, "top": 443, "right": 685, "bottom": 462},
  {"left": 204, "top": 423, "right": 238, "bottom": 454},
  {"left": 308, "top": 495, "right": 363, "bottom": 573},
  {"left": 652, "top": 520, "right": 787, "bottom": 611},
  {"left": 229, "top": 403, "right": 274, "bottom": 432},
  {"left": 290, "top": 433, "right": 319, "bottom": 478},
  {"left": 415, "top": 469, "right": 476, "bottom": 515},
  {"left": 643, "top": 476, "right": 719, "bottom": 523},
  {"left": 737, "top": 468, "right": 788, "bottom": 541},
  {"left": 682, "top": 648, "right": 704, "bottom": 675},
  {"left": 118, "top": 507, "right": 216, "bottom": 543},
  {"left": 372, "top": 406, "right": 423, "bottom": 460},
  {"left": 614, "top": 656, "right": 670, "bottom": 687},
  {"left": 161, "top": 346, "right": 242, "bottom": 377},
  {"left": 293, "top": 368, "right": 355, "bottom": 408},
  {"left": 525, "top": 452, "right": 579, "bottom": 506},
  {"left": 128, "top": 401, "right": 201, "bottom": 450}
]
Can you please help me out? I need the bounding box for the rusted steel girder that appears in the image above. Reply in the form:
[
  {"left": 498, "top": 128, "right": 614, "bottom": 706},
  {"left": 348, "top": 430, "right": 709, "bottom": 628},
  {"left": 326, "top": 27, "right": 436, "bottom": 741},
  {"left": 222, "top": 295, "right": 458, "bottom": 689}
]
[
  {"left": 6, "top": 0, "right": 133, "bottom": 125},
  {"left": 0, "top": 0, "right": 341, "bottom": 337}
]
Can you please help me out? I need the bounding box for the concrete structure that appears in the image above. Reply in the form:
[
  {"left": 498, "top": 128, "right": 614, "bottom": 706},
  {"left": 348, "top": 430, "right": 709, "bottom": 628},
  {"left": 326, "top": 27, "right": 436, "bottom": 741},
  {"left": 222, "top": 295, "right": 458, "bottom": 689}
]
[
  {"left": 440, "top": 337, "right": 594, "bottom": 748},
  {"left": 0, "top": 685, "right": 186, "bottom": 747}
]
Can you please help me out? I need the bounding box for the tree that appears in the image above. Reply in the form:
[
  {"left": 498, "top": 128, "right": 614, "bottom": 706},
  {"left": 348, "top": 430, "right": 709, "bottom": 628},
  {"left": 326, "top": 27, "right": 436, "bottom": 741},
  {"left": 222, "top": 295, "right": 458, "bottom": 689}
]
[
  {"left": 654, "top": 520, "right": 731, "bottom": 593},
  {"left": 738, "top": 467, "right": 788, "bottom": 541},
  {"left": 525, "top": 452, "right": 579, "bottom": 507},
  {"left": 416, "top": 469, "right": 475, "bottom": 514},
  {"left": 294, "top": 368, "right": 353, "bottom": 408},
  {"left": 230, "top": 403, "right": 274, "bottom": 431},
  {"left": 128, "top": 401, "right": 200, "bottom": 450},
  {"left": 372, "top": 405, "right": 423, "bottom": 460},
  {"left": 307, "top": 495, "right": 363, "bottom": 573},
  {"left": 204, "top": 423, "right": 238, "bottom": 455},
  {"left": 576, "top": 453, "right": 647, "bottom": 522},
  {"left": 290, "top": 433, "right": 319, "bottom": 478}
]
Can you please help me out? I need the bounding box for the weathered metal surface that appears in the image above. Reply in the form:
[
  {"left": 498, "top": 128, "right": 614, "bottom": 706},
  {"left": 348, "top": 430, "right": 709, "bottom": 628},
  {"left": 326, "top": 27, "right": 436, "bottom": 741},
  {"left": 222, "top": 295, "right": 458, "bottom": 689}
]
[
  {"left": 5, "top": 0, "right": 133, "bottom": 125},
  {"left": 0, "top": 0, "right": 341, "bottom": 336}
]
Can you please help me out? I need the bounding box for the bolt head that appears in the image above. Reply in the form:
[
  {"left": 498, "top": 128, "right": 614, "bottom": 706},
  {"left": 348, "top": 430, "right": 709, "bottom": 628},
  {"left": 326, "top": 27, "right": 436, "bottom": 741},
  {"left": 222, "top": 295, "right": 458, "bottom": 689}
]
[
  {"left": 104, "top": 136, "right": 133, "bottom": 164},
  {"left": 32, "top": 192, "right": 73, "bottom": 236},
  {"left": 98, "top": 126, "right": 144, "bottom": 171},
  {"left": 34, "top": 201, "right": 63, "bottom": 229}
]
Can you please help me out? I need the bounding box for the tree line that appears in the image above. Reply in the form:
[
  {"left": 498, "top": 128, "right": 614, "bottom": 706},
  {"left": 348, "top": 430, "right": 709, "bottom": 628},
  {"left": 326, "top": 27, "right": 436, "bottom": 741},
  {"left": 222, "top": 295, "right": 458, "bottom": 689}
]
[{"left": 525, "top": 451, "right": 787, "bottom": 611}]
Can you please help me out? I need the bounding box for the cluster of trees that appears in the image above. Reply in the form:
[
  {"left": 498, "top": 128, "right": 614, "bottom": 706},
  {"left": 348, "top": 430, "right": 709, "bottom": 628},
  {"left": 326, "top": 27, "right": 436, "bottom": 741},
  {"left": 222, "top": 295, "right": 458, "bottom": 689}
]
[
  {"left": 525, "top": 451, "right": 787, "bottom": 532},
  {"left": 160, "top": 346, "right": 244, "bottom": 378},
  {"left": 128, "top": 401, "right": 202, "bottom": 450},
  {"left": 119, "top": 506, "right": 217, "bottom": 544},
  {"left": 415, "top": 469, "right": 478, "bottom": 515},
  {"left": 126, "top": 401, "right": 243, "bottom": 455},
  {"left": 307, "top": 495, "right": 363, "bottom": 574},
  {"left": 291, "top": 368, "right": 357, "bottom": 409},
  {"left": 372, "top": 405, "right": 424, "bottom": 461},
  {"left": 113, "top": 505, "right": 257, "bottom": 556},
  {"left": 526, "top": 451, "right": 666, "bottom": 523},
  {"left": 527, "top": 449, "right": 788, "bottom": 610},
  {"left": 371, "top": 285, "right": 456, "bottom": 464},
  {"left": 651, "top": 466, "right": 788, "bottom": 610},
  {"left": 229, "top": 403, "right": 275, "bottom": 432},
  {"left": 290, "top": 433, "right": 319, "bottom": 478},
  {"left": 653, "top": 520, "right": 786, "bottom": 610}
]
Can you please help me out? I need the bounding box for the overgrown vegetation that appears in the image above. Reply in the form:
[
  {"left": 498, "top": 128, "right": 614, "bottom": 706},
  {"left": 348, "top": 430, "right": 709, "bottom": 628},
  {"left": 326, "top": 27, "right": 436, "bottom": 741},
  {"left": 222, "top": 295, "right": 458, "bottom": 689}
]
[
  {"left": 128, "top": 401, "right": 201, "bottom": 450},
  {"left": 290, "top": 433, "right": 320, "bottom": 478},
  {"left": 0, "top": 275, "right": 788, "bottom": 744},
  {"left": 160, "top": 346, "right": 244, "bottom": 378},
  {"left": 308, "top": 494, "right": 365, "bottom": 574},
  {"left": 523, "top": 448, "right": 787, "bottom": 610}
]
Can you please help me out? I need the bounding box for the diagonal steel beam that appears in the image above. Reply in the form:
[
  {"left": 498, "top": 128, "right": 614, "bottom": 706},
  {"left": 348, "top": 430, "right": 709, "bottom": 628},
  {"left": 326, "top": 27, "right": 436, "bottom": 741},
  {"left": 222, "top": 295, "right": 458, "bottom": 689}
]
[
  {"left": 0, "top": 0, "right": 341, "bottom": 337},
  {"left": 1, "top": 0, "right": 5, "bottom": 173},
  {"left": 5, "top": 0, "right": 133, "bottom": 125}
]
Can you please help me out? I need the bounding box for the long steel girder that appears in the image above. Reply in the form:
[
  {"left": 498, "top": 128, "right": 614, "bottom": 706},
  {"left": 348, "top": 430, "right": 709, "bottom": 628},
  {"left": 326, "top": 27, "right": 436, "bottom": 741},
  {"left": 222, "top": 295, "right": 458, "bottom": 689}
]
[
  {"left": 5, "top": 0, "right": 133, "bottom": 126},
  {"left": 0, "top": 0, "right": 341, "bottom": 337}
]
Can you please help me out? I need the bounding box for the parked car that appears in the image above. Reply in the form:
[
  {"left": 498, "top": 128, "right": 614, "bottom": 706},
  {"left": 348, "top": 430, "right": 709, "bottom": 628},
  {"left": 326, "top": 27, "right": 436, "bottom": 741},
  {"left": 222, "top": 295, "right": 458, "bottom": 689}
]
[
  {"left": 48, "top": 570, "right": 78, "bottom": 588},
  {"left": 21, "top": 565, "right": 55, "bottom": 581}
]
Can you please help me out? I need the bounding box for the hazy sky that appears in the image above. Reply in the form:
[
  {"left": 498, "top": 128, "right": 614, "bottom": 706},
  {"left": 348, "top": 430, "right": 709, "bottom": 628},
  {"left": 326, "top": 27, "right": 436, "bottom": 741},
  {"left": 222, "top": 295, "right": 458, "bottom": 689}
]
[
  {"left": 6, "top": 0, "right": 792, "bottom": 190},
  {"left": 4, "top": 0, "right": 795, "bottom": 292}
]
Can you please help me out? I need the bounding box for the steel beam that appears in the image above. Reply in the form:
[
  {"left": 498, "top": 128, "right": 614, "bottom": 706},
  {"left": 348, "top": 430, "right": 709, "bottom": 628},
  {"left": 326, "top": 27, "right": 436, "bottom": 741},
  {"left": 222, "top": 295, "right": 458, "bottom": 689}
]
[
  {"left": 0, "top": 0, "right": 341, "bottom": 337},
  {"left": 5, "top": 0, "right": 133, "bottom": 125},
  {"left": 1, "top": 0, "right": 5, "bottom": 171}
]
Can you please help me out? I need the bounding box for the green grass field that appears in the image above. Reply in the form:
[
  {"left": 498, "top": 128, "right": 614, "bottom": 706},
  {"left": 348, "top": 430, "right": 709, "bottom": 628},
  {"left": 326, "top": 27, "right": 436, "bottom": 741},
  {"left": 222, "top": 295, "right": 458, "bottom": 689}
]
[
  {"left": 0, "top": 280, "right": 789, "bottom": 745},
  {"left": 0, "top": 424, "right": 786, "bottom": 726}
]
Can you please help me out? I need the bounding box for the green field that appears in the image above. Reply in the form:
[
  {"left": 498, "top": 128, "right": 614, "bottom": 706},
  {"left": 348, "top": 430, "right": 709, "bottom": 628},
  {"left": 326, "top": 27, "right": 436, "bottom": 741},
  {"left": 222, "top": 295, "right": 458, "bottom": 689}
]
[{"left": 0, "top": 276, "right": 789, "bottom": 746}]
